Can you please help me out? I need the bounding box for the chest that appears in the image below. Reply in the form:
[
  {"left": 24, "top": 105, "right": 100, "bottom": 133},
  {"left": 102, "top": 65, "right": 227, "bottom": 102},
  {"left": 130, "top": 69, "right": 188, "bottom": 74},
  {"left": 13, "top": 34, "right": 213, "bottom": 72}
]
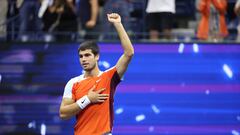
[{"left": 73, "top": 76, "right": 111, "bottom": 100}]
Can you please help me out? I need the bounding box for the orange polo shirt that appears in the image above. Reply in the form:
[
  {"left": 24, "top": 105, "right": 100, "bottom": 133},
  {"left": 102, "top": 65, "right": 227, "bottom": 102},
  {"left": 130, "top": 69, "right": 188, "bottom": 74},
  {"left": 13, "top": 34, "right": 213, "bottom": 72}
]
[{"left": 63, "top": 67, "right": 120, "bottom": 135}]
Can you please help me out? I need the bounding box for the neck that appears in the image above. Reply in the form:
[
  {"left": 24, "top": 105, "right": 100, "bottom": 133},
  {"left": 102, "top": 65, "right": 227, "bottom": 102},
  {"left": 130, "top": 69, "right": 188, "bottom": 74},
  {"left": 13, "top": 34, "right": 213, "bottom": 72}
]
[{"left": 84, "top": 65, "right": 100, "bottom": 78}]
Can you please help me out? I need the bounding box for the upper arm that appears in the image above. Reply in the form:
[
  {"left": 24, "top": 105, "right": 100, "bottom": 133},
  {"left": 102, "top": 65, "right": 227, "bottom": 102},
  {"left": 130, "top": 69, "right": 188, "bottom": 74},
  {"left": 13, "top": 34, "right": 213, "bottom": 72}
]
[
  {"left": 60, "top": 78, "right": 75, "bottom": 109},
  {"left": 60, "top": 98, "right": 75, "bottom": 109},
  {"left": 113, "top": 19, "right": 134, "bottom": 79},
  {"left": 116, "top": 54, "right": 133, "bottom": 78},
  {"left": 63, "top": 78, "right": 74, "bottom": 98},
  {"left": 61, "top": 98, "right": 75, "bottom": 105},
  {"left": 60, "top": 78, "right": 74, "bottom": 112},
  {"left": 59, "top": 77, "right": 83, "bottom": 119},
  {"left": 59, "top": 97, "right": 80, "bottom": 120}
]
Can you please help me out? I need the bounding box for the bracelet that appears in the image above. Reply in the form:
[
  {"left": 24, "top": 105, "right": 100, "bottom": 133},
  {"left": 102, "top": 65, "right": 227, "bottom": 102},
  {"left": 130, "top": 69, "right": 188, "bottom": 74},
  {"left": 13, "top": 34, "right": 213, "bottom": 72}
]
[{"left": 76, "top": 95, "right": 91, "bottom": 109}]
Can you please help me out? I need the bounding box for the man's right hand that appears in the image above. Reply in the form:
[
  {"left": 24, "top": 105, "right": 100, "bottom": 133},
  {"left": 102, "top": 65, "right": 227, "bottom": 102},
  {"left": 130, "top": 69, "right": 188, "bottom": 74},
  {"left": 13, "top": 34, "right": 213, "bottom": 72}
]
[{"left": 87, "top": 85, "right": 108, "bottom": 103}]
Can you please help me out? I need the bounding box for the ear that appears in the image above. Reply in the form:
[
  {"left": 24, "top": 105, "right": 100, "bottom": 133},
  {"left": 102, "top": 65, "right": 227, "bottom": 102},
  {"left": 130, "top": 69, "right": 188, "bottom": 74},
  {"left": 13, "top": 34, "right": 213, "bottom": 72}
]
[{"left": 95, "top": 54, "right": 100, "bottom": 61}]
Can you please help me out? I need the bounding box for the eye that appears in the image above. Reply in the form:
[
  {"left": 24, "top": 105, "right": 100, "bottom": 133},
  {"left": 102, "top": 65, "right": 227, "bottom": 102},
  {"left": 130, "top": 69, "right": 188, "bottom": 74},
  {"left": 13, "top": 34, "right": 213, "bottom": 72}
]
[
  {"left": 85, "top": 53, "right": 91, "bottom": 57},
  {"left": 79, "top": 55, "right": 83, "bottom": 58}
]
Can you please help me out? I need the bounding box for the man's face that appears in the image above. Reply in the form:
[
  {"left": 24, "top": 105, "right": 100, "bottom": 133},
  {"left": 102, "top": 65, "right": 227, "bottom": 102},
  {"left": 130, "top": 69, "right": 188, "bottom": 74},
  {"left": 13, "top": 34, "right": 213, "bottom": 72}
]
[{"left": 79, "top": 49, "right": 99, "bottom": 71}]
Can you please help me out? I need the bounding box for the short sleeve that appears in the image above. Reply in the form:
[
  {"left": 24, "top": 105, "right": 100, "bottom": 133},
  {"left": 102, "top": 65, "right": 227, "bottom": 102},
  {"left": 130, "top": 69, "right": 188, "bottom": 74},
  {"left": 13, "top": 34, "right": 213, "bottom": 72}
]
[
  {"left": 63, "top": 79, "right": 75, "bottom": 99},
  {"left": 105, "top": 66, "right": 120, "bottom": 79},
  {"left": 105, "top": 66, "right": 121, "bottom": 91}
]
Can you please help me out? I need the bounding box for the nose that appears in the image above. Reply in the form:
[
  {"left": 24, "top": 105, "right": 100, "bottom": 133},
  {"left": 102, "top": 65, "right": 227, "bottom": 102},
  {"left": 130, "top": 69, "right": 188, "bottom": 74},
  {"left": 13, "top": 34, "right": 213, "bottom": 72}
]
[{"left": 81, "top": 56, "right": 87, "bottom": 62}]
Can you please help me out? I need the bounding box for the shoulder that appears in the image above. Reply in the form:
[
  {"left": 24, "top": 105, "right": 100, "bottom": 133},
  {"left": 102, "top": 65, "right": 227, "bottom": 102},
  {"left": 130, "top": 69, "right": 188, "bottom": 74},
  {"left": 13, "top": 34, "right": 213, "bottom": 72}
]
[
  {"left": 101, "top": 66, "right": 118, "bottom": 76},
  {"left": 66, "top": 74, "right": 85, "bottom": 86},
  {"left": 63, "top": 75, "right": 84, "bottom": 98},
  {"left": 102, "top": 66, "right": 120, "bottom": 79},
  {"left": 104, "top": 66, "right": 117, "bottom": 73}
]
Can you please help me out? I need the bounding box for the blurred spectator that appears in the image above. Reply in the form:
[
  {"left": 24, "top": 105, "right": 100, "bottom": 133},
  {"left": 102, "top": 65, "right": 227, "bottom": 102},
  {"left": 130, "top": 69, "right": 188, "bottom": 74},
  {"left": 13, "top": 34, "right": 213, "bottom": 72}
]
[
  {"left": 234, "top": 0, "right": 240, "bottom": 42},
  {"left": 0, "top": 0, "right": 8, "bottom": 40},
  {"left": 41, "top": 0, "right": 78, "bottom": 41},
  {"left": 77, "top": 0, "right": 100, "bottom": 40},
  {"left": 197, "top": 0, "right": 228, "bottom": 41},
  {"left": 145, "top": 0, "right": 175, "bottom": 41},
  {"left": 38, "top": 0, "right": 53, "bottom": 18},
  {"left": 18, "top": 0, "right": 42, "bottom": 41},
  {"left": 100, "top": 0, "right": 131, "bottom": 41},
  {"left": 235, "top": 0, "right": 240, "bottom": 14}
]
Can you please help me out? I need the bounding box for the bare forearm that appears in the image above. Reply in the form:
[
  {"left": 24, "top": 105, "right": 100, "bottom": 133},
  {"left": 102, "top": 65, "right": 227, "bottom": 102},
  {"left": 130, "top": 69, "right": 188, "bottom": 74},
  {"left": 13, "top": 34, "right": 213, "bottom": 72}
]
[
  {"left": 114, "top": 23, "right": 134, "bottom": 56},
  {"left": 90, "top": 0, "right": 99, "bottom": 22},
  {"left": 59, "top": 103, "right": 81, "bottom": 120}
]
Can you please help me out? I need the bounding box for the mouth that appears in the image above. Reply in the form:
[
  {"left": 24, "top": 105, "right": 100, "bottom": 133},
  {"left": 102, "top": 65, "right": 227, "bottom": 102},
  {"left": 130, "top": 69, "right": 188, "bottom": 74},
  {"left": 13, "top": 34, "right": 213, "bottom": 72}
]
[{"left": 82, "top": 63, "right": 89, "bottom": 67}]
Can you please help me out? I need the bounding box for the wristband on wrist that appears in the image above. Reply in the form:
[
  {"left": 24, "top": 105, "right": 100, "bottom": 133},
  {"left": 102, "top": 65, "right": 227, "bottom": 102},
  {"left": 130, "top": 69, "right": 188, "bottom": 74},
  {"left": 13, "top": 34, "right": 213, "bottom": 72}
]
[{"left": 76, "top": 95, "right": 91, "bottom": 109}]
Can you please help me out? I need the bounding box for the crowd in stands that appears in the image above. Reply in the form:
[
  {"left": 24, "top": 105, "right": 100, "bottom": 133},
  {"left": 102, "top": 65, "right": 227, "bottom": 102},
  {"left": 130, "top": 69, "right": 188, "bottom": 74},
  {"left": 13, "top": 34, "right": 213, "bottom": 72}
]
[{"left": 0, "top": 0, "right": 239, "bottom": 42}]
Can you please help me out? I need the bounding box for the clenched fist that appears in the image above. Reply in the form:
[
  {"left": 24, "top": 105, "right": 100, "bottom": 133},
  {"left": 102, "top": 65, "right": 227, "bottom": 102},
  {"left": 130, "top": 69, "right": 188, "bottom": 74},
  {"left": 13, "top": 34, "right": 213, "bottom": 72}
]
[{"left": 107, "top": 13, "right": 121, "bottom": 24}]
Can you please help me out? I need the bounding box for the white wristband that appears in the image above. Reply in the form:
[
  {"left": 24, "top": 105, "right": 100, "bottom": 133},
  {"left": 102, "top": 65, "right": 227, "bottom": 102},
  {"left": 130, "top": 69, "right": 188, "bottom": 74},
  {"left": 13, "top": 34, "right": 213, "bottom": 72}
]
[{"left": 76, "top": 95, "right": 91, "bottom": 109}]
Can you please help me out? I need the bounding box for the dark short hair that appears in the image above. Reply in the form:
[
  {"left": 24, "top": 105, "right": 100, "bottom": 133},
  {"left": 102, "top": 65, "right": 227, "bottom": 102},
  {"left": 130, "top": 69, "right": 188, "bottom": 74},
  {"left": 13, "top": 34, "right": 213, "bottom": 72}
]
[{"left": 78, "top": 40, "right": 99, "bottom": 55}]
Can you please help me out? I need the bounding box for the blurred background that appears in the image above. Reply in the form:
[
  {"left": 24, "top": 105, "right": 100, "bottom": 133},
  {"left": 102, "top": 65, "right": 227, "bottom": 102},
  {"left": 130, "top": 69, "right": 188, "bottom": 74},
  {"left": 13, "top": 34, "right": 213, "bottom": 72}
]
[{"left": 0, "top": 0, "right": 240, "bottom": 135}]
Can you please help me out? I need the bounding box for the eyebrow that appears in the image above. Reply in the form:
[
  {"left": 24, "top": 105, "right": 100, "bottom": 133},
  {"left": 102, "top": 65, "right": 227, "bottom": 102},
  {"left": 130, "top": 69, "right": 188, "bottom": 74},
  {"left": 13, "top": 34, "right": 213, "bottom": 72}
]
[{"left": 79, "top": 53, "right": 92, "bottom": 56}]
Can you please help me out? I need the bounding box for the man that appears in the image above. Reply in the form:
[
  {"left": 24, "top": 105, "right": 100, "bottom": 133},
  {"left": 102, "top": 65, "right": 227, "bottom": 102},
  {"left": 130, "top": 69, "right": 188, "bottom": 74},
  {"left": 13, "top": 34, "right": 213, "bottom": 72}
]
[
  {"left": 59, "top": 13, "right": 134, "bottom": 135},
  {"left": 146, "top": 0, "right": 175, "bottom": 41}
]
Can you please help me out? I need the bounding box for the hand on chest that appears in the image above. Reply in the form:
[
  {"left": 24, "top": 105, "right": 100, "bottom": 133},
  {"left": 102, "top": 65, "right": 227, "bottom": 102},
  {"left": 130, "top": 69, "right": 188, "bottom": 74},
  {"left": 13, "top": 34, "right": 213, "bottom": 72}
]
[{"left": 75, "top": 76, "right": 110, "bottom": 98}]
